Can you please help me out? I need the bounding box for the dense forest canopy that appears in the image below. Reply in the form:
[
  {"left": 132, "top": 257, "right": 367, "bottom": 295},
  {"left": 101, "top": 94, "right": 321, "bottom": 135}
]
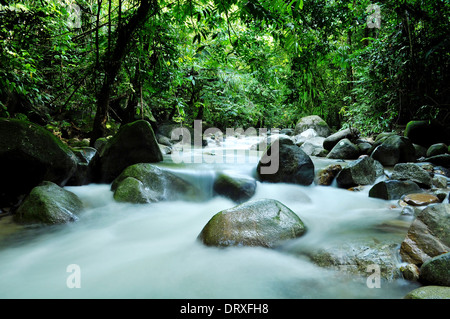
[{"left": 1, "top": 0, "right": 449, "bottom": 141}]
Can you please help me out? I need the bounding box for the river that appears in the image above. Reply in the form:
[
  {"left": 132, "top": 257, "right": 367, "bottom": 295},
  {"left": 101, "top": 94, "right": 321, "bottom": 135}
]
[{"left": 0, "top": 134, "right": 421, "bottom": 299}]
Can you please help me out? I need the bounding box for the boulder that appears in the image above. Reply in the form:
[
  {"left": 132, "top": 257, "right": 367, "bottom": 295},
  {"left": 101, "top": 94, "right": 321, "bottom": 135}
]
[
  {"left": 14, "top": 181, "right": 83, "bottom": 225},
  {"left": 420, "top": 154, "right": 450, "bottom": 168},
  {"left": 315, "top": 164, "right": 342, "bottom": 186},
  {"left": 97, "top": 120, "right": 163, "bottom": 183},
  {"left": 257, "top": 138, "right": 315, "bottom": 186},
  {"left": 400, "top": 204, "right": 450, "bottom": 265},
  {"left": 391, "top": 163, "right": 433, "bottom": 188},
  {"left": 419, "top": 252, "right": 450, "bottom": 286},
  {"left": 111, "top": 163, "right": 201, "bottom": 203},
  {"left": 326, "top": 138, "right": 360, "bottom": 160},
  {"left": 197, "top": 199, "right": 307, "bottom": 248},
  {"left": 213, "top": 172, "right": 257, "bottom": 204},
  {"left": 67, "top": 147, "right": 99, "bottom": 186},
  {"left": 323, "top": 128, "right": 358, "bottom": 151},
  {"left": 335, "top": 156, "right": 383, "bottom": 189},
  {"left": 368, "top": 180, "right": 422, "bottom": 200},
  {"left": 0, "top": 118, "right": 78, "bottom": 207},
  {"left": 370, "top": 135, "right": 416, "bottom": 166},
  {"left": 404, "top": 286, "right": 450, "bottom": 299},
  {"left": 404, "top": 120, "right": 449, "bottom": 147},
  {"left": 427, "top": 143, "right": 448, "bottom": 157},
  {"left": 294, "top": 115, "right": 330, "bottom": 138},
  {"left": 299, "top": 136, "right": 327, "bottom": 157}
]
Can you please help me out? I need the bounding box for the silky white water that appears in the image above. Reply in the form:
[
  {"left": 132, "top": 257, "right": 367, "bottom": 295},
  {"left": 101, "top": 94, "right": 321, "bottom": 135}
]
[{"left": 0, "top": 135, "right": 420, "bottom": 299}]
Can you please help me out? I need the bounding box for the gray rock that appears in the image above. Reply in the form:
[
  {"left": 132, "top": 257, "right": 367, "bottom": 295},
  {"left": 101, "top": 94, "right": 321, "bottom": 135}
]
[
  {"left": 327, "top": 138, "right": 360, "bottom": 160},
  {"left": 294, "top": 115, "right": 330, "bottom": 138},
  {"left": 404, "top": 285, "right": 450, "bottom": 299},
  {"left": 0, "top": 118, "right": 78, "bottom": 207},
  {"left": 213, "top": 172, "right": 257, "bottom": 204},
  {"left": 335, "top": 156, "right": 383, "bottom": 189},
  {"left": 67, "top": 147, "right": 99, "bottom": 186},
  {"left": 368, "top": 180, "right": 422, "bottom": 200},
  {"left": 323, "top": 128, "right": 358, "bottom": 151},
  {"left": 257, "top": 138, "right": 315, "bottom": 186},
  {"left": 400, "top": 204, "right": 450, "bottom": 265},
  {"left": 98, "top": 120, "right": 163, "bottom": 183},
  {"left": 371, "top": 135, "right": 416, "bottom": 166},
  {"left": 14, "top": 181, "right": 83, "bottom": 225},
  {"left": 300, "top": 137, "right": 327, "bottom": 156},
  {"left": 197, "top": 199, "right": 307, "bottom": 248},
  {"left": 391, "top": 163, "right": 433, "bottom": 188},
  {"left": 419, "top": 252, "right": 450, "bottom": 286}
]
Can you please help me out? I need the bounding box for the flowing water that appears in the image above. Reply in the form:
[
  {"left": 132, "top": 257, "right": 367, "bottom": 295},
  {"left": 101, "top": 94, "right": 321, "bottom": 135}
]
[{"left": 0, "top": 135, "right": 420, "bottom": 299}]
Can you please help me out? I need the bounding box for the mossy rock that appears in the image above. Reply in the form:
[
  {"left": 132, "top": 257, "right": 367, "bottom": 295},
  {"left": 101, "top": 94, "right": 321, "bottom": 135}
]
[
  {"left": 404, "top": 286, "right": 450, "bottom": 299},
  {"left": 0, "top": 118, "right": 78, "bottom": 207},
  {"left": 419, "top": 252, "right": 450, "bottom": 286},
  {"left": 198, "top": 199, "right": 307, "bottom": 248},
  {"left": 14, "top": 181, "right": 83, "bottom": 225}
]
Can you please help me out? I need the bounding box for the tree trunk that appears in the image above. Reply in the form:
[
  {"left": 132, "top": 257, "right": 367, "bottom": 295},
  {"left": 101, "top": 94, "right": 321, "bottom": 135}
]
[{"left": 90, "top": 0, "right": 155, "bottom": 146}]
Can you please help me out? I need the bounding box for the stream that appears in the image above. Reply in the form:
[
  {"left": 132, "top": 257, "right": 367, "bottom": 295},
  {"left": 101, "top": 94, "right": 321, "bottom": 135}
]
[{"left": 0, "top": 135, "right": 421, "bottom": 299}]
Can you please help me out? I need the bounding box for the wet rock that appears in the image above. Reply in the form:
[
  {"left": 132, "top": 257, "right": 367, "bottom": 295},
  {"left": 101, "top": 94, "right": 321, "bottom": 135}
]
[
  {"left": 257, "top": 138, "right": 315, "bottom": 186},
  {"left": 67, "top": 147, "right": 99, "bottom": 186},
  {"left": 300, "top": 137, "right": 327, "bottom": 157},
  {"left": 326, "top": 138, "right": 360, "bottom": 160},
  {"left": 335, "top": 156, "right": 383, "bottom": 189},
  {"left": 404, "top": 120, "right": 449, "bottom": 147},
  {"left": 198, "top": 199, "right": 307, "bottom": 248},
  {"left": 391, "top": 163, "right": 433, "bottom": 188},
  {"left": 419, "top": 252, "right": 450, "bottom": 286},
  {"left": 420, "top": 154, "right": 450, "bottom": 168},
  {"left": 400, "top": 204, "right": 450, "bottom": 265},
  {"left": 427, "top": 143, "right": 448, "bottom": 158},
  {"left": 404, "top": 285, "right": 450, "bottom": 299},
  {"left": 213, "top": 172, "right": 257, "bottom": 204},
  {"left": 315, "top": 164, "right": 342, "bottom": 186},
  {"left": 368, "top": 180, "right": 422, "bottom": 200},
  {"left": 323, "top": 128, "right": 358, "bottom": 151},
  {"left": 400, "top": 263, "right": 420, "bottom": 281},
  {"left": 403, "top": 193, "right": 441, "bottom": 206},
  {"left": 0, "top": 118, "right": 78, "bottom": 207},
  {"left": 111, "top": 163, "right": 201, "bottom": 203},
  {"left": 14, "top": 181, "right": 83, "bottom": 225},
  {"left": 432, "top": 175, "right": 448, "bottom": 189},
  {"left": 294, "top": 115, "right": 330, "bottom": 138},
  {"left": 98, "top": 120, "right": 163, "bottom": 183},
  {"left": 370, "top": 135, "right": 416, "bottom": 166}
]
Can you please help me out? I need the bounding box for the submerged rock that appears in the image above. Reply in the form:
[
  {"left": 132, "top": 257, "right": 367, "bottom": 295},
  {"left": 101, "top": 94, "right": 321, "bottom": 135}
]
[
  {"left": 14, "top": 181, "right": 83, "bottom": 225},
  {"left": 400, "top": 204, "right": 450, "bottom": 265},
  {"left": 98, "top": 120, "right": 163, "bottom": 183},
  {"left": 0, "top": 118, "right": 78, "bottom": 207},
  {"left": 111, "top": 163, "right": 201, "bottom": 203},
  {"left": 257, "top": 138, "right": 315, "bottom": 186},
  {"left": 198, "top": 199, "right": 307, "bottom": 248},
  {"left": 213, "top": 172, "right": 257, "bottom": 204}
]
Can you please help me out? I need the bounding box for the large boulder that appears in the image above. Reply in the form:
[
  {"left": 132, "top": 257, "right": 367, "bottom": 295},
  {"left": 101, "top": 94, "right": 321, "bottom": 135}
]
[
  {"left": 335, "top": 156, "right": 384, "bottom": 189},
  {"left": 391, "top": 163, "right": 433, "bottom": 188},
  {"left": 111, "top": 163, "right": 201, "bottom": 203},
  {"left": 294, "top": 115, "right": 330, "bottom": 138},
  {"left": 213, "top": 172, "right": 257, "bottom": 204},
  {"left": 197, "top": 199, "right": 307, "bottom": 248},
  {"left": 0, "top": 118, "right": 78, "bottom": 207},
  {"left": 323, "top": 128, "right": 358, "bottom": 151},
  {"left": 13, "top": 181, "right": 83, "bottom": 225},
  {"left": 404, "top": 120, "right": 449, "bottom": 147},
  {"left": 400, "top": 204, "right": 450, "bottom": 265},
  {"left": 370, "top": 135, "right": 416, "bottom": 166},
  {"left": 97, "top": 120, "right": 163, "bottom": 183},
  {"left": 326, "top": 138, "right": 360, "bottom": 160},
  {"left": 257, "top": 138, "right": 315, "bottom": 186},
  {"left": 419, "top": 252, "right": 450, "bottom": 286},
  {"left": 368, "top": 180, "right": 422, "bottom": 200}
]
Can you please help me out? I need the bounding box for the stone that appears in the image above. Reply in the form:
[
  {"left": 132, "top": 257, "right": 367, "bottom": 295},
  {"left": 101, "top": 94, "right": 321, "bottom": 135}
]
[
  {"left": 391, "top": 163, "right": 433, "bottom": 188},
  {"left": 370, "top": 135, "right": 416, "bottom": 166},
  {"left": 315, "top": 164, "right": 342, "bottom": 186},
  {"left": 323, "top": 128, "right": 358, "bottom": 151},
  {"left": 335, "top": 156, "right": 383, "bottom": 189},
  {"left": 213, "top": 172, "right": 257, "bottom": 204},
  {"left": 400, "top": 263, "right": 420, "bottom": 281},
  {"left": 14, "top": 181, "right": 83, "bottom": 225},
  {"left": 368, "top": 180, "right": 422, "bottom": 200},
  {"left": 326, "top": 138, "right": 360, "bottom": 160},
  {"left": 197, "top": 199, "right": 307, "bottom": 248},
  {"left": 97, "top": 120, "right": 163, "bottom": 183},
  {"left": 427, "top": 143, "right": 448, "bottom": 157},
  {"left": 400, "top": 204, "right": 450, "bottom": 265},
  {"left": 419, "top": 252, "right": 450, "bottom": 286},
  {"left": 404, "top": 286, "right": 450, "bottom": 299},
  {"left": 257, "top": 138, "right": 315, "bottom": 186},
  {"left": 404, "top": 120, "right": 449, "bottom": 147},
  {"left": 432, "top": 175, "right": 448, "bottom": 189},
  {"left": 111, "top": 163, "right": 202, "bottom": 203},
  {"left": 420, "top": 154, "right": 450, "bottom": 168},
  {"left": 67, "top": 147, "right": 99, "bottom": 186},
  {"left": 403, "top": 193, "right": 441, "bottom": 206},
  {"left": 0, "top": 118, "right": 78, "bottom": 207},
  {"left": 300, "top": 136, "right": 327, "bottom": 157},
  {"left": 294, "top": 115, "right": 330, "bottom": 138}
]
